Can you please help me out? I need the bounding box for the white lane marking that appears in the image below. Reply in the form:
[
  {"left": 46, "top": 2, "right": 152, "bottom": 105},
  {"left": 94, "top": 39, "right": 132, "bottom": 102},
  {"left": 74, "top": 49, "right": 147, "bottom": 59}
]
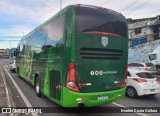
[
  {"left": 3, "top": 66, "right": 38, "bottom": 116},
  {"left": 1, "top": 71, "right": 13, "bottom": 116},
  {"left": 1, "top": 71, "right": 11, "bottom": 107},
  {"left": 112, "top": 102, "right": 150, "bottom": 116}
]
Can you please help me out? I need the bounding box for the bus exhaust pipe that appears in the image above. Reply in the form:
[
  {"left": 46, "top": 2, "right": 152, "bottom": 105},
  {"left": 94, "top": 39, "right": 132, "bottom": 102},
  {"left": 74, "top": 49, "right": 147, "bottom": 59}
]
[{"left": 78, "top": 102, "right": 85, "bottom": 107}]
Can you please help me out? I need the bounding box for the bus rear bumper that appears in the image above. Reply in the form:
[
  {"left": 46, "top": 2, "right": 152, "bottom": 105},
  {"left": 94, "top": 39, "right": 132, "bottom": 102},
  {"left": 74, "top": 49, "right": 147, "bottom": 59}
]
[{"left": 62, "top": 87, "right": 126, "bottom": 107}]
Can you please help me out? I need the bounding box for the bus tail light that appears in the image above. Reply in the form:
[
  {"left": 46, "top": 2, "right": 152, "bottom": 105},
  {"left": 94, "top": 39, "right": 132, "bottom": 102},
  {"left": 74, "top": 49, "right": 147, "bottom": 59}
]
[
  {"left": 76, "top": 4, "right": 81, "bottom": 7},
  {"left": 119, "top": 13, "right": 124, "bottom": 17},
  {"left": 133, "top": 78, "right": 147, "bottom": 83},
  {"left": 121, "top": 64, "right": 128, "bottom": 88},
  {"left": 66, "top": 63, "right": 80, "bottom": 92}
]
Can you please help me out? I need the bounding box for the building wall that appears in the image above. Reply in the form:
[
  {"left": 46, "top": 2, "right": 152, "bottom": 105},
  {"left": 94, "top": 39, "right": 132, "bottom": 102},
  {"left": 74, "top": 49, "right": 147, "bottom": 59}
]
[
  {"left": 128, "top": 16, "right": 159, "bottom": 41},
  {"left": 129, "top": 26, "right": 154, "bottom": 39},
  {"left": 128, "top": 39, "right": 160, "bottom": 63}
]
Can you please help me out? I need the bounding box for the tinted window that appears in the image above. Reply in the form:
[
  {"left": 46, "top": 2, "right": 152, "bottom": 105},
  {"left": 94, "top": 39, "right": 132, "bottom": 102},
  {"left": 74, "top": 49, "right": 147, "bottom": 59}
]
[
  {"left": 136, "top": 72, "right": 155, "bottom": 79},
  {"left": 46, "top": 13, "right": 65, "bottom": 47},
  {"left": 127, "top": 72, "right": 131, "bottom": 76},
  {"left": 33, "top": 27, "right": 47, "bottom": 53},
  {"left": 134, "top": 63, "right": 144, "bottom": 67},
  {"left": 149, "top": 54, "right": 156, "bottom": 60},
  {"left": 18, "top": 39, "right": 24, "bottom": 56},
  {"left": 146, "top": 63, "right": 154, "bottom": 67},
  {"left": 128, "top": 63, "right": 134, "bottom": 67},
  {"left": 128, "top": 63, "right": 144, "bottom": 67},
  {"left": 76, "top": 7, "right": 128, "bottom": 38}
]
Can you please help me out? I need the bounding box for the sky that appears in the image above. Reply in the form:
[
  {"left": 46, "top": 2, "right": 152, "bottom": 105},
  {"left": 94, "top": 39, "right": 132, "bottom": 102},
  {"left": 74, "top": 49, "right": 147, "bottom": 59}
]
[{"left": 0, "top": 0, "right": 160, "bottom": 49}]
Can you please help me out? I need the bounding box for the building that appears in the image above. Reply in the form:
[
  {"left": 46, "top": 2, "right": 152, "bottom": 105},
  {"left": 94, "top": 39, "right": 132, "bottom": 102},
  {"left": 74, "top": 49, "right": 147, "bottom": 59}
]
[
  {"left": 0, "top": 49, "right": 9, "bottom": 58},
  {"left": 128, "top": 15, "right": 160, "bottom": 47},
  {"left": 0, "top": 49, "right": 4, "bottom": 58}
]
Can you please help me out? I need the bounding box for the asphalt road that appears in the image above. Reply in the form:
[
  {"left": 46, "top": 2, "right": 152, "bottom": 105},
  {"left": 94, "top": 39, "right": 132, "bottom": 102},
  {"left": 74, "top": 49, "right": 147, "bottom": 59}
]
[{"left": 0, "top": 59, "right": 160, "bottom": 116}]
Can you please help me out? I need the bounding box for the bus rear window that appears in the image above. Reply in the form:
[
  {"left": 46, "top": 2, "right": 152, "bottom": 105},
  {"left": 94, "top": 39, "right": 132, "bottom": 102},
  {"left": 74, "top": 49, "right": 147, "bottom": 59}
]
[{"left": 76, "top": 7, "right": 128, "bottom": 38}]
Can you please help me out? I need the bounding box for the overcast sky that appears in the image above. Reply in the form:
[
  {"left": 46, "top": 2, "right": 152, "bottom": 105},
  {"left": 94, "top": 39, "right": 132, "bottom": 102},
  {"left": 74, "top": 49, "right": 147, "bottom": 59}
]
[{"left": 0, "top": 0, "right": 160, "bottom": 49}]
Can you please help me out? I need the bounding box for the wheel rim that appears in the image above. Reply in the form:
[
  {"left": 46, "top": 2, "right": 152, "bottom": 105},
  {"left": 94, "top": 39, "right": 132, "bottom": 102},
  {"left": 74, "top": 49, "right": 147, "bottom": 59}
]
[
  {"left": 127, "top": 88, "right": 135, "bottom": 97},
  {"left": 36, "top": 81, "right": 40, "bottom": 93}
]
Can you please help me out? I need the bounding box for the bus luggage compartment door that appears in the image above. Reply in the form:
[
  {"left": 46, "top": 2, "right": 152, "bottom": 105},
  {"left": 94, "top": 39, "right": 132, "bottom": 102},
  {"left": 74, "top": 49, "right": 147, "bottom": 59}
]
[{"left": 49, "top": 70, "right": 61, "bottom": 101}]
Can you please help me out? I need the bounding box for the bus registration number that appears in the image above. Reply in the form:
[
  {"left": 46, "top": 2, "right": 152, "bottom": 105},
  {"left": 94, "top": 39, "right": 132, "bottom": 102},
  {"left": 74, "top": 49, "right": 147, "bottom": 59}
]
[{"left": 98, "top": 96, "right": 108, "bottom": 100}]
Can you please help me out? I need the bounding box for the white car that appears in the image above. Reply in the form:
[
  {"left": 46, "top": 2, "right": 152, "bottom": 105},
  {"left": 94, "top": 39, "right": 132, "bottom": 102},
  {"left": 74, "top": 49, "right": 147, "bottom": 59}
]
[
  {"left": 128, "top": 62, "right": 157, "bottom": 72},
  {"left": 10, "top": 60, "right": 17, "bottom": 73},
  {"left": 126, "top": 69, "right": 160, "bottom": 98}
]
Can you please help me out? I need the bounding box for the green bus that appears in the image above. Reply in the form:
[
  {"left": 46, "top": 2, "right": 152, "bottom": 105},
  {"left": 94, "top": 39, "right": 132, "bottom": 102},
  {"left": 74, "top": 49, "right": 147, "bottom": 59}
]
[{"left": 16, "top": 4, "right": 128, "bottom": 107}]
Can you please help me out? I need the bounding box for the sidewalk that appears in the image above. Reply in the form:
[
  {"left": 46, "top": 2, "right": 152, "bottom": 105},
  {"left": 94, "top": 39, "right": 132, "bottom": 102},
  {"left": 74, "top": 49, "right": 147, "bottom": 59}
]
[{"left": 0, "top": 65, "right": 8, "bottom": 107}]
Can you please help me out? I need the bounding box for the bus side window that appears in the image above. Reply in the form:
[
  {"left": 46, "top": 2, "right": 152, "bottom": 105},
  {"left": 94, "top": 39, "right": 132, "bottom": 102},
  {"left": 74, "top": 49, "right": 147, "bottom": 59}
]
[
  {"left": 32, "top": 27, "right": 47, "bottom": 53},
  {"left": 19, "top": 44, "right": 23, "bottom": 55},
  {"left": 46, "top": 13, "right": 65, "bottom": 48}
]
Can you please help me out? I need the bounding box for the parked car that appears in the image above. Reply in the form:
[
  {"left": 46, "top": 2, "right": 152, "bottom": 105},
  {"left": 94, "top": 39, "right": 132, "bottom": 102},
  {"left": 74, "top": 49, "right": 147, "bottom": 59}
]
[
  {"left": 128, "top": 62, "right": 157, "bottom": 72},
  {"left": 149, "top": 45, "right": 160, "bottom": 70},
  {"left": 126, "top": 69, "right": 160, "bottom": 98},
  {"left": 10, "top": 60, "right": 16, "bottom": 73}
]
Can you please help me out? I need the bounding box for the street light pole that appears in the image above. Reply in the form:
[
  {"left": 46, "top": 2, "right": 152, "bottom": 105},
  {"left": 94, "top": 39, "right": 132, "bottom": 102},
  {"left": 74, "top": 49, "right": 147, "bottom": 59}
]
[{"left": 10, "top": 40, "right": 11, "bottom": 60}]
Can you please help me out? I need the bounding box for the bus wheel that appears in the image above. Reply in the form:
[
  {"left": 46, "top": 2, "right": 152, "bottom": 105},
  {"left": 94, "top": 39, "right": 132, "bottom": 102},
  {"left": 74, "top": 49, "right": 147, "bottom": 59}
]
[
  {"left": 126, "top": 86, "right": 137, "bottom": 98},
  {"left": 35, "top": 77, "right": 42, "bottom": 97}
]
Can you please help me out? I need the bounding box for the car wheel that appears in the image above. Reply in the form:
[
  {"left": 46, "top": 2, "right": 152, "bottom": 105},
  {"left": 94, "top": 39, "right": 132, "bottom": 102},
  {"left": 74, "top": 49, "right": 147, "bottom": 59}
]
[
  {"left": 12, "top": 70, "right": 14, "bottom": 73},
  {"left": 35, "top": 77, "right": 42, "bottom": 97},
  {"left": 126, "top": 86, "right": 137, "bottom": 98}
]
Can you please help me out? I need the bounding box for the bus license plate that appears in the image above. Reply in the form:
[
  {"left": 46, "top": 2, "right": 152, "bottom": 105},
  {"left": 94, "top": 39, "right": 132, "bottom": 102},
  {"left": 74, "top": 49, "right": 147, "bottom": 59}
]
[{"left": 98, "top": 96, "right": 108, "bottom": 100}]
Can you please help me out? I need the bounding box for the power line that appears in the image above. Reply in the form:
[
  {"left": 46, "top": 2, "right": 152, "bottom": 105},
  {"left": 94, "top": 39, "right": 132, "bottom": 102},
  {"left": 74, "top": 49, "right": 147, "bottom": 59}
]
[
  {"left": 98, "top": 0, "right": 111, "bottom": 7},
  {"left": 125, "top": 0, "right": 150, "bottom": 17},
  {"left": 60, "top": 0, "right": 62, "bottom": 10},
  {"left": 120, "top": 0, "right": 142, "bottom": 12}
]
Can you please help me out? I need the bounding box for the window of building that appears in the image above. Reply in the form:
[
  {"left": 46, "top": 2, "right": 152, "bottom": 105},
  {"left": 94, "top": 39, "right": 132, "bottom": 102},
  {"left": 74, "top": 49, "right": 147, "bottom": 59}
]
[{"left": 135, "top": 28, "right": 141, "bottom": 34}]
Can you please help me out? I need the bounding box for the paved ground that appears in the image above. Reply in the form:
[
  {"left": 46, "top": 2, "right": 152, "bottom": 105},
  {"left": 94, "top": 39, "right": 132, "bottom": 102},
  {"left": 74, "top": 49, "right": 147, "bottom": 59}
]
[
  {"left": 0, "top": 65, "right": 8, "bottom": 107},
  {"left": 0, "top": 59, "right": 160, "bottom": 116}
]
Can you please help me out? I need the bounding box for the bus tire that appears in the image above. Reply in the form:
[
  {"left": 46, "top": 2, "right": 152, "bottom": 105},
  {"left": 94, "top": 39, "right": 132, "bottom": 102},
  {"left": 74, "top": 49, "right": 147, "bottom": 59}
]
[
  {"left": 35, "top": 76, "right": 42, "bottom": 97},
  {"left": 126, "top": 86, "right": 137, "bottom": 98}
]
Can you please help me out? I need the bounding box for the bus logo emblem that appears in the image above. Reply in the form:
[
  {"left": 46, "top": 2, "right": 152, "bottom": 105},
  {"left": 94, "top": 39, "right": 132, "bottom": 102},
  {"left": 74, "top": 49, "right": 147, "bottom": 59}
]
[{"left": 102, "top": 37, "right": 108, "bottom": 47}]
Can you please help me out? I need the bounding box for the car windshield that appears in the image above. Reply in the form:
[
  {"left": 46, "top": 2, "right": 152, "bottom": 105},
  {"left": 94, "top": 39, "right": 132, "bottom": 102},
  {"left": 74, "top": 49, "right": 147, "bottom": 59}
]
[
  {"left": 149, "top": 54, "right": 156, "bottom": 60},
  {"left": 136, "top": 72, "right": 155, "bottom": 79}
]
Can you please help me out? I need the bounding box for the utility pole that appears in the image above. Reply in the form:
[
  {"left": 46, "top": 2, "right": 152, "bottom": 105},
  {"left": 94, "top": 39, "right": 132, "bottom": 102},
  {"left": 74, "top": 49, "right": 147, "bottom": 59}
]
[
  {"left": 10, "top": 40, "right": 11, "bottom": 59},
  {"left": 60, "top": 0, "right": 62, "bottom": 10},
  {"left": 22, "top": 32, "right": 24, "bottom": 37}
]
